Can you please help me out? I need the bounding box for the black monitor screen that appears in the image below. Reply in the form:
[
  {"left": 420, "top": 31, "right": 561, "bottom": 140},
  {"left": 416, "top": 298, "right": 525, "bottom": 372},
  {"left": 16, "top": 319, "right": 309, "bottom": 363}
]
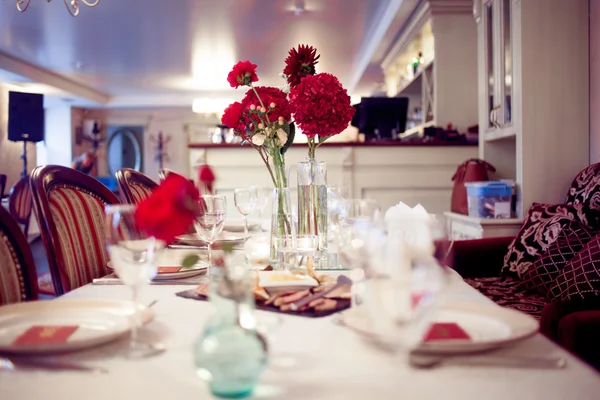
[{"left": 353, "top": 97, "right": 408, "bottom": 139}]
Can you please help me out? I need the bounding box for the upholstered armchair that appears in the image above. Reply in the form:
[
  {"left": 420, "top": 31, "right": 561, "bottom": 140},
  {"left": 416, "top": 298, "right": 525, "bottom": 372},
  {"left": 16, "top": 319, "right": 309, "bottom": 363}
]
[{"left": 447, "top": 163, "right": 600, "bottom": 370}]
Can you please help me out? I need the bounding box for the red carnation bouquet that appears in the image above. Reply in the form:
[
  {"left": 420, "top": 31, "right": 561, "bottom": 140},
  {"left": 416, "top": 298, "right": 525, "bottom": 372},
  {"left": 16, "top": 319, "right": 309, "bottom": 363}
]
[{"left": 221, "top": 44, "right": 355, "bottom": 182}]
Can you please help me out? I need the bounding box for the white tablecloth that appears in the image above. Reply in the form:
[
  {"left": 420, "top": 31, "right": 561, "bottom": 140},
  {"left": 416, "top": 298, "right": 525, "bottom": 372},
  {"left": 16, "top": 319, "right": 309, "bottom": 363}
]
[{"left": 2, "top": 275, "right": 600, "bottom": 400}]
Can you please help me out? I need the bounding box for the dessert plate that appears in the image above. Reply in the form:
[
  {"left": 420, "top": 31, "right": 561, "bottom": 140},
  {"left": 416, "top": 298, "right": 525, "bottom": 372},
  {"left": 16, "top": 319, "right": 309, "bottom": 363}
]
[{"left": 108, "top": 249, "right": 207, "bottom": 280}]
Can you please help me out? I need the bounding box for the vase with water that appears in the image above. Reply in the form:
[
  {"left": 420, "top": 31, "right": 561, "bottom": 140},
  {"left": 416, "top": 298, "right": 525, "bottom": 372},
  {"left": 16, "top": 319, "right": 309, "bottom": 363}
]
[{"left": 297, "top": 157, "right": 327, "bottom": 267}]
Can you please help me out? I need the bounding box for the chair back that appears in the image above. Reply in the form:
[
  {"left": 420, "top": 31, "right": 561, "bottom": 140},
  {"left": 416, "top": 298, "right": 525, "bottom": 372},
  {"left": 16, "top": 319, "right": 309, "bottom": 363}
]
[
  {"left": 0, "top": 206, "right": 38, "bottom": 305},
  {"left": 0, "top": 174, "right": 6, "bottom": 198},
  {"left": 158, "top": 168, "right": 177, "bottom": 182},
  {"left": 565, "top": 163, "right": 600, "bottom": 210},
  {"left": 9, "top": 176, "right": 33, "bottom": 236},
  {"left": 115, "top": 168, "right": 158, "bottom": 204},
  {"left": 30, "top": 165, "right": 120, "bottom": 295}
]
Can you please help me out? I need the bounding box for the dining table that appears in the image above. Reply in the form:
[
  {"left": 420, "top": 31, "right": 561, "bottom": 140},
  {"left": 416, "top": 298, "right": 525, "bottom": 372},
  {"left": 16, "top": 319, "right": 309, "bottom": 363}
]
[{"left": 2, "top": 264, "right": 600, "bottom": 400}]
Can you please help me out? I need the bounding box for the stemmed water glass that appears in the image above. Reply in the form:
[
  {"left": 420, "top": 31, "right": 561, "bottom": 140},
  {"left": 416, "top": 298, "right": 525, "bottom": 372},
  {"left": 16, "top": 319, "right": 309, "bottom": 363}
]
[
  {"left": 194, "top": 195, "right": 227, "bottom": 277},
  {"left": 234, "top": 187, "right": 258, "bottom": 239},
  {"left": 105, "top": 204, "right": 166, "bottom": 357}
]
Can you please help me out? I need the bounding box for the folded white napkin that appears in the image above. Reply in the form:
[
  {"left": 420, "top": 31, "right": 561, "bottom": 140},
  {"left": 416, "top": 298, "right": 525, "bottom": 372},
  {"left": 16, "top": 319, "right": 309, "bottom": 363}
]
[{"left": 384, "top": 201, "right": 435, "bottom": 260}]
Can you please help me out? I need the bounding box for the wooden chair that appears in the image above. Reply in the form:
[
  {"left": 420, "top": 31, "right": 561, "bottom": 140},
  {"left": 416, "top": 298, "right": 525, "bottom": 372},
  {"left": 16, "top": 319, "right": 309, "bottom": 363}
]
[
  {"left": 9, "top": 176, "right": 33, "bottom": 237},
  {"left": 0, "top": 205, "right": 38, "bottom": 305},
  {"left": 30, "top": 165, "right": 120, "bottom": 295},
  {"left": 115, "top": 168, "right": 158, "bottom": 205},
  {"left": 0, "top": 174, "right": 6, "bottom": 199}
]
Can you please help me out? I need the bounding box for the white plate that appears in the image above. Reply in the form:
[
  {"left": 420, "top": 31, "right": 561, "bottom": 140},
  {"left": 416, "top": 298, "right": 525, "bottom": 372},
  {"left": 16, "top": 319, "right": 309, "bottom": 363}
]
[
  {"left": 0, "top": 299, "right": 154, "bottom": 355},
  {"left": 258, "top": 271, "right": 319, "bottom": 294},
  {"left": 340, "top": 301, "right": 539, "bottom": 355},
  {"left": 108, "top": 249, "right": 208, "bottom": 280},
  {"left": 175, "top": 232, "right": 248, "bottom": 247},
  {"left": 223, "top": 220, "right": 260, "bottom": 233}
]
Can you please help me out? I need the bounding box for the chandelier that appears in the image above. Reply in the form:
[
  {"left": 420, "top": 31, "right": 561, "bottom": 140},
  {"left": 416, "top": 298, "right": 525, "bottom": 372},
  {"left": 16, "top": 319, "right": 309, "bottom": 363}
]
[{"left": 14, "top": 0, "right": 100, "bottom": 17}]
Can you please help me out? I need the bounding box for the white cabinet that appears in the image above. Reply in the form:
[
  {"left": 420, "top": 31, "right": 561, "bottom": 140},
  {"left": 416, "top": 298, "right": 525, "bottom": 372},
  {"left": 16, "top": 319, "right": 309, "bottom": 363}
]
[
  {"left": 444, "top": 211, "right": 521, "bottom": 240},
  {"left": 475, "top": 0, "right": 589, "bottom": 218}
]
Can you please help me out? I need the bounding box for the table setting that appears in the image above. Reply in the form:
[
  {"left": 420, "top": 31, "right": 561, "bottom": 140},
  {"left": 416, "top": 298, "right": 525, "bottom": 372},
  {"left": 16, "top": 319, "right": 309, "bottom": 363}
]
[{"left": 2, "top": 43, "right": 600, "bottom": 400}]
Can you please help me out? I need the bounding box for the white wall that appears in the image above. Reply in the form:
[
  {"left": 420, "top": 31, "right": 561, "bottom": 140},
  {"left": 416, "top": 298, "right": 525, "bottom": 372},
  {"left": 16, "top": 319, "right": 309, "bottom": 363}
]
[{"left": 43, "top": 106, "right": 73, "bottom": 166}]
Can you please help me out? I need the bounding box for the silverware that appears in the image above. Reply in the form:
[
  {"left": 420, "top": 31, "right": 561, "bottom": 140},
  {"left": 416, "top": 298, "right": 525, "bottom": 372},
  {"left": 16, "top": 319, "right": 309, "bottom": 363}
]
[
  {"left": 92, "top": 278, "right": 204, "bottom": 286},
  {"left": 0, "top": 356, "right": 108, "bottom": 374},
  {"left": 409, "top": 353, "right": 567, "bottom": 369},
  {"left": 290, "top": 275, "right": 352, "bottom": 311}
]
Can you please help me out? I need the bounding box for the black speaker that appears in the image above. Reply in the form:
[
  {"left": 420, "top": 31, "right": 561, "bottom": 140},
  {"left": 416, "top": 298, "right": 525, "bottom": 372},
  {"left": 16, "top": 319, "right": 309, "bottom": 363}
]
[{"left": 8, "top": 91, "right": 45, "bottom": 143}]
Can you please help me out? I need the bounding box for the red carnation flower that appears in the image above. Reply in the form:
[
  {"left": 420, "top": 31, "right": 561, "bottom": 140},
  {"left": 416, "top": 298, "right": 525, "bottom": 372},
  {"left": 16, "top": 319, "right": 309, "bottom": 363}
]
[
  {"left": 241, "top": 86, "right": 291, "bottom": 126},
  {"left": 135, "top": 174, "right": 201, "bottom": 244},
  {"left": 221, "top": 101, "right": 246, "bottom": 133},
  {"left": 227, "top": 60, "right": 259, "bottom": 89},
  {"left": 289, "top": 73, "right": 355, "bottom": 138},
  {"left": 284, "top": 44, "right": 320, "bottom": 88}
]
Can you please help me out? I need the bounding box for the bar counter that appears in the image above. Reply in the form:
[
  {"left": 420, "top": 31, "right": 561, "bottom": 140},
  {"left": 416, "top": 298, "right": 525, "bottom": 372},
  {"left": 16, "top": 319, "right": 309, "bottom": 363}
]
[{"left": 187, "top": 141, "right": 478, "bottom": 216}]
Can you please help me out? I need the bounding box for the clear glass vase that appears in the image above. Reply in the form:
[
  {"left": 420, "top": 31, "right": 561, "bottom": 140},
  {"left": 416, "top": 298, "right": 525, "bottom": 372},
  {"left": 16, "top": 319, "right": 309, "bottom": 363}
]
[
  {"left": 269, "top": 187, "right": 296, "bottom": 269},
  {"left": 297, "top": 157, "right": 328, "bottom": 266},
  {"left": 195, "top": 255, "right": 268, "bottom": 398}
]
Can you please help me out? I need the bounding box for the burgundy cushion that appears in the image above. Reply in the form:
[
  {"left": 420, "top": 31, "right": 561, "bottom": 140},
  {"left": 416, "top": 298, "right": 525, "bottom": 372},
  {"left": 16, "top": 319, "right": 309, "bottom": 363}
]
[
  {"left": 464, "top": 276, "right": 546, "bottom": 319},
  {"left": 548, "top": 233, "right": 600, "bottom": 301},
  {"left": 520, "top": 220, "right": 596, "bottom": 296},
  {"left": 565, "top": 162, "right": 600, "bottom": 211},
  {"left": 501, "top": 203, "right": 589, "bottom": 279}
]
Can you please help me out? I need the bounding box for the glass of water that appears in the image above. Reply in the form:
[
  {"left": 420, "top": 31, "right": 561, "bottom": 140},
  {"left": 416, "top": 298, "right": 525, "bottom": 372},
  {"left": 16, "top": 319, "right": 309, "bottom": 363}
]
[
  {"left": 105, "top": 204, "right": 165, "bottom": 356},
  {"left": 234, "top": 187, "right": 258, "bottom": 239},
  {"left": 194, "top": 195, "right": 227, "bottom": 277}
]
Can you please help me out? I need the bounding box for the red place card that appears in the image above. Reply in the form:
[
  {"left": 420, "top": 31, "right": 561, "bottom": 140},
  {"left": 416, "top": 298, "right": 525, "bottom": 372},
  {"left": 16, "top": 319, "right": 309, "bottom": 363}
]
[
  {"left": 423, "top": 323, "right": 471, "bottom": 342},
  {"left": 13, "top": 326, "right": 79, "bottom": 346},
  {"left": 158, "top": 266, "right": 182, "bottom": 273}
]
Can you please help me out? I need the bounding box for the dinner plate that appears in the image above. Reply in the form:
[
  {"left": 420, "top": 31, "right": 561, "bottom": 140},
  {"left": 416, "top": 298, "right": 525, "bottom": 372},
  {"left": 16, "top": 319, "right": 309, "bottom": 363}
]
[
  {"left": 340, "top": 301, "right": 539, "bottom": 355},
  {"left": 108, "top": 249, "right": 208, "bottom": 280},
  {"left": 223, "top": 220, "right": 260, "bottom": 233},
  {"left": 175, "top": 232, "right": 248, "bottom": 247},
  {"left": 0, "top": 299, "right": 154, "bottom": 355}
]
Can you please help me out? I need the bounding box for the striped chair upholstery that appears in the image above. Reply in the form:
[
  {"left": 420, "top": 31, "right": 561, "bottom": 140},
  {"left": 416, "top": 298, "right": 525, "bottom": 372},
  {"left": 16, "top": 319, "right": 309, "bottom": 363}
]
[
  {"left": 115, "top": 168, "right": 157, "bottom": 205},
  {"left": 0, "top": 206, "right": 38, "bottom": 305},
  {"left": 158, "top": 168, "right": 176, "bottom": 182},
  {"left": 9, "top": 176, "right": 33, "bottom": 237},
  {"left": 31, "top": 165, "right": 120, "bottom": 295}
]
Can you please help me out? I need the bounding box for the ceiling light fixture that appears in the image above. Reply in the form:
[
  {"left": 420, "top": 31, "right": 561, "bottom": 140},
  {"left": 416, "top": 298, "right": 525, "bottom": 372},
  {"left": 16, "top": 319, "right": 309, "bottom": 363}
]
[
  {"left": 14, "top": 0, "right": 100, "bottom": 17},
  {"left": 292, "top": 0, "right": 305, "bottom": 16}
]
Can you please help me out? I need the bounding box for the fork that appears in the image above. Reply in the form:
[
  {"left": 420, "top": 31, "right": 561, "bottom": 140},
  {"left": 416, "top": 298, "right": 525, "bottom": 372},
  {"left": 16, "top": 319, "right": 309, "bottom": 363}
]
[{"left": 0, "top": 356, "right": 108, "bottom": 374}]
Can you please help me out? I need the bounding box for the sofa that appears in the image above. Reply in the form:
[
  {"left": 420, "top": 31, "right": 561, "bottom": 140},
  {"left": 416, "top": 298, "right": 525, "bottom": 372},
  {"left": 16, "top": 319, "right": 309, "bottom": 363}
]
[{"left": 445, "top": 163, "right": 600, "bottom": 370}]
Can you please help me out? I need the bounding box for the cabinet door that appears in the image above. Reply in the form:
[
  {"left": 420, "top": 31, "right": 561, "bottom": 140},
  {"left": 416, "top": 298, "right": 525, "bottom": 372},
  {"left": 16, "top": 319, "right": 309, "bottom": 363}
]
[
  {"left": 482, "top": 0, "right": 497, "bottom": 131},
  {"left": 498, "top": 0, "right": 513, "bottom": 127}
]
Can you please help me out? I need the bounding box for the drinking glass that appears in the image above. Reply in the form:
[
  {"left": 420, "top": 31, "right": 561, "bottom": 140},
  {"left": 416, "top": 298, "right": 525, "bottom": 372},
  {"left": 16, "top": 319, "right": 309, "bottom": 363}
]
[
  {"left": 105, "top": 204, "right": 165, "bottom": 356},
  {"left": 234, "top": 187, "right": 258, "bottom": 239},
  {"left": 194, "top": 195, "right": 227, "bottom": 277}
]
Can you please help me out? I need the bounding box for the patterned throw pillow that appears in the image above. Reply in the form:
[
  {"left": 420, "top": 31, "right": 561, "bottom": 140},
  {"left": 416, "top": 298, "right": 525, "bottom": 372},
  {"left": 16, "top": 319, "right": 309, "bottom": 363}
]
[
  {"left": 548, "top": 234, "right": 600, "bottom": 301},
  {"left": 520, "top": 220, "right": 596, "bottom": 296},
  {"left": 501, "top": 203, "right": 588, "bottom": 279}
]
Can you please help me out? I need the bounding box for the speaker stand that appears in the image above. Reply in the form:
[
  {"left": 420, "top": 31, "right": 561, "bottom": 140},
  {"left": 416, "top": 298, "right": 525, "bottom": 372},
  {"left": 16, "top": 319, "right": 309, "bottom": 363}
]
[{"left": 20, "top": 141, "right": 27, "bottom": 179}]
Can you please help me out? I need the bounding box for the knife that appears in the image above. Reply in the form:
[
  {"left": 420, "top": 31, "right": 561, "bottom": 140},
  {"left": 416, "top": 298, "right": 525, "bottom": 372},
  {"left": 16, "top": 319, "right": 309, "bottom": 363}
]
[{"left": 1, "top": 356, "right": 108, "bottom": 374}]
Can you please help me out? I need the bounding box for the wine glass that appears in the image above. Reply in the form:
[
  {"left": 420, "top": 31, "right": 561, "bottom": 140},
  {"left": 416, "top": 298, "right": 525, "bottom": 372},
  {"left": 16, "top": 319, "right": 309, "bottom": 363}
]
[
  {"left": 194, "top": 195, "right": 227, "bottom": 277},
  {"left": 105, "top": 204, "right": 166, "bottom": 357},
  {"left": 234, "top": 187, "right": 258, "bottom": 239}
]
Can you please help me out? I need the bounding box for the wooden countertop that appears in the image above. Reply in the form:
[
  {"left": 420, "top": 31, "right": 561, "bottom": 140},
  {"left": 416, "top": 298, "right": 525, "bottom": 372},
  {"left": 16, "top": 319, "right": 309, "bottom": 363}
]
[{"left": 187, "top": 141, "right": 478, "bottom": 149}]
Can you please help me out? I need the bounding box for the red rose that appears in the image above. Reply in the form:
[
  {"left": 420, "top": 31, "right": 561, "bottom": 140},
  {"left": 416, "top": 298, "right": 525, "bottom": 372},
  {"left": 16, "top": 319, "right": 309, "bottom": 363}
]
[
  {"left": 198, "top": 164, "right": 216, "bottom": 194},
  {"left": 135, "top": 174, "right": 201, "bottom": 243},
  {"left": 289, "top": 73, "right": 355, "bottom": 138},
  {"left": 241, "top": 86, "right": 291, "bottom": 126},
  {"left": 227, "top": 60, "right": 259, "bottom": 89},
  {"left": 221, "top": 101, "right": 246, "bottom": 133}
]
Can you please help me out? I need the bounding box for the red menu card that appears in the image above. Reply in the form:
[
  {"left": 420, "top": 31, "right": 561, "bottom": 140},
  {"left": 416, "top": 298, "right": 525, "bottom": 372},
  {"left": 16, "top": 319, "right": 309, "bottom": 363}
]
[
  {"left": 157, "top": 267, "right": 182, "bottom": 273},
  {"left": 423, "top": 323, "right": 471, "bottom": 342},
  {"left": 12, "top": 326, "right": 79, "bottom": 346}
]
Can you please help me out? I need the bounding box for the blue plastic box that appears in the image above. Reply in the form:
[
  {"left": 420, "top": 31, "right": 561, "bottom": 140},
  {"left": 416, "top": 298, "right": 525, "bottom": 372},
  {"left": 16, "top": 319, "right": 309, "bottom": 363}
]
[{"left": 465, "top": 181, "right": 514, "bottom": 219}]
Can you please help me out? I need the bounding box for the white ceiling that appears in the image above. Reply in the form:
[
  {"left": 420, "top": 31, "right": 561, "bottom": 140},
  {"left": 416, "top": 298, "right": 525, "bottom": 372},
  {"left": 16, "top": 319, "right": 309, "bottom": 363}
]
[{"left": 0, "top": 0, "right": 417, "bottom": 107}]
